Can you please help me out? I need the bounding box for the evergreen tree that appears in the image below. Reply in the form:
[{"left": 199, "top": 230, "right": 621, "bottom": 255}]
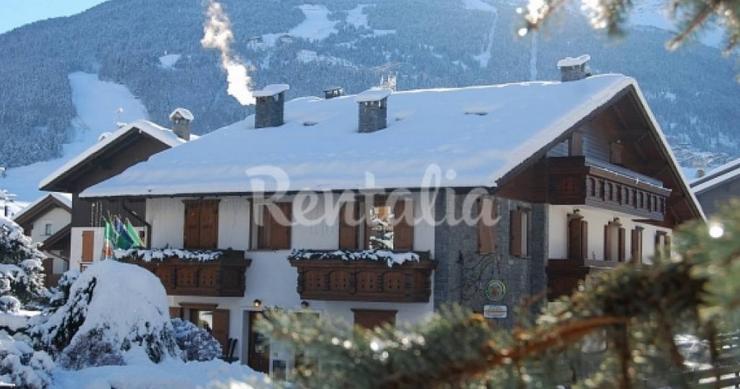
[
  {"left": 261, "top": 201, "right": 740, "bottom": 388},
  {"left": 0, "top": 215, "right": 45, "bottom": 311}
]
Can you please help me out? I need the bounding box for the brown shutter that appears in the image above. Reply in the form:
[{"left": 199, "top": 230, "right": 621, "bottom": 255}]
[
  {"left": 393, "top": 199, "right": 414, "bottom": 251},
  {"left": 169, "top": 307, "right": 183, "bottom": 319},
  {"left": 618, "top": 227, "right": 626, "bottom": 262},
  {"left": 339, "top": 202, "right": 359, "bottom": 250},
  {"left": 183, "top": 201, "right": 202, "bottom": 249},
  {"left": 631, "top": 228, "right": 643, "bottom": 264},
  {"left": 477, "top": 198, "right": 496, "bottom": 254},
  {"left": 352, "top": 309, "right": 397, "bottom": 329},
  {"left": 269, "top": 203, "right": 292, "bottom": 250},
  {"left": 257, "top": 204, "right": 269, "bottom": 249},
  {"left": 510, "top": 210, "right": 522, "bottom": 257},
  {"left": 212, "top": 309, "right": 230, "bottom": 353},
  {"left": 603, "top": 225, "right": 611, "bottom": 261},
  {"left": 567, "top": 217, "right": 582, "bottom": 261},
  {"left": 581, "top": 220, "right": 589, "bottom": 261},
  {"left": 81, "top": 230, "right": 94, "bottom": 262},
  {"left": 199, "top": 200, "right": 219, "bottom": 249}
]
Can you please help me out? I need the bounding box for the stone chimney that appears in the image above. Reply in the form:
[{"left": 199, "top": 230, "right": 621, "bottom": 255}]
[
  {"left": 356, "top": 88, "right": 391, "bottom": 133},
  {"left": 323, "top": 86, "right": 344, "bottom": 99},
  {"left": 254, "top": 84, "right": 290, "bottom": 128},
  {"left": 557, "top": 54, "right": 592, "bottom": 82},
  {"left": 169, "top": 108, "right": 194, "bottom": 141}
]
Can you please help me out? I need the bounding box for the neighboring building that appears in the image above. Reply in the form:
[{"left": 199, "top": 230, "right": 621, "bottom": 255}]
[
  {"left": 690, "top": 158, "right": 740, "bottom": 217},
  {"left": 12, "top": 192, "right": 72, "bottom": 286},
  {"left": 73, "top": 60, "right": 702, "bottom": 376},
  {"left": 39, "top": 116, "right": 194, "bottom": 271}
]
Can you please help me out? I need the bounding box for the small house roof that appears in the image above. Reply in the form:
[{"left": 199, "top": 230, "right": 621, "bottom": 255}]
[
  {"left": 12, "top": 192, "right": 72, "bottom": 227},
  {"left": 691, "top": 158, "right": 740, "bottom": 194}
]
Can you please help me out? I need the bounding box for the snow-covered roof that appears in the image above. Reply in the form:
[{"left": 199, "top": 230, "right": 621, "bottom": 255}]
[
  {"left": 557, "top": 55, "right": 591, "bottom": 68},
  {"left": 40, "top": 120, "right": 188, "bottom": 190},
  {"left": 12, "top": 192, "right": 72, "bottom": 222},
  {"left": 691, "top": 158, "right": 740, "bottom": 194},
  {"left": 80, "top": 74, "right": 695, "bottom": 203},
  {"left": 253, "top": 84, "right": 290, "bottom": 97},
  {"left": 168, "top": 107, "right": 194, "bottom": 122},
  {"left": 356, "top": 88, "right": 392, "bottom": 102}
]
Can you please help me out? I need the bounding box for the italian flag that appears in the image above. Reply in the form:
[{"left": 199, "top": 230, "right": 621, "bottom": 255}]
[{"left": 102, "top": 218, "right": 117, "bottom": 259}]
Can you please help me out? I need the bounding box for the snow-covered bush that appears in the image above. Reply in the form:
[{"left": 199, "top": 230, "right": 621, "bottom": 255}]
[
  {"left": 171, "top": 318, "right": 222, "bottom": 361},
  {"left": 0, "top": 216, "right": 45, "bottom": 306},
  {"left": 0, "top": 331, "right": 54, "bottom": 388},
  {"left": 34, "top": 260, "right": 179, "bottom": 369},
  {"left": 45, "top": 269, "right": 79, "bottom": 310}
]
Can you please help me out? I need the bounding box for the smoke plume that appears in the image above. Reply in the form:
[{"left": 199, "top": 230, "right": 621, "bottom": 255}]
[{"left": 201, "top": 0, "right": 255, "bottom": 105}]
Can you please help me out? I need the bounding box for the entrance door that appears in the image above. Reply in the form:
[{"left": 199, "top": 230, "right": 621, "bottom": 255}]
[
  {"left": 352, "top": 309, "right": 397, "bottom": 329},
  {"left": 247, "top": 311, "right": 270, "bottom": 373}
]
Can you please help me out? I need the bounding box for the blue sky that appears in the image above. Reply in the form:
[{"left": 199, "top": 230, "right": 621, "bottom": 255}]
[{"left": 1, "top": 0, "right": 107, "bottom": 34}]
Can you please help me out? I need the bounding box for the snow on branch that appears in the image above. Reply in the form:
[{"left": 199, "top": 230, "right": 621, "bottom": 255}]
[
  {"left": 113, "top": 248, "right": 224, "bottom": 262},
  {"left": 288, "top": 249, "right": 426, "bottom": 268}
]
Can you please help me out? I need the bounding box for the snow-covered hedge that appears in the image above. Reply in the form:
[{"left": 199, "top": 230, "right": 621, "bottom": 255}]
[
  {"left": 114, "top": 248, "right": 223, "bottom": 262},
  {"left": 0, "top": 331, "right": 54, "bottom": 389},
  {"left": 34, "top": 261, "right": 179, "bottom": 369},
  {"left": 288, "top": 249, "right": 423, "bottom": 267},
  {"left": 171, "top": 318, "right": 222, "bottom": 362}
]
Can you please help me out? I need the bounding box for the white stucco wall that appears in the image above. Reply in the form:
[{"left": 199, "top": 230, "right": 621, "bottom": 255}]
[
  {"left": 547, "top": 204, "right": 672, "bottom": 263},
  {"left": 28, "top": 207, "right": 70, "bottom": 244},
  {"left": 69, "top": 226, "right": 104, "bottom": 271}
]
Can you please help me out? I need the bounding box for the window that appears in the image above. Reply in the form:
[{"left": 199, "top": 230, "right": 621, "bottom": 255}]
[
  {"left": 631, "top": 227, "right": 644, "bottom": 263},
  {"left": 44, "top": 223, "right": 53, "bottom": 236},
  {"left": 567, "top": 211, "right": 588, "bottom": 262},
  {"left": 352, "top": 309, "right": 396, "bottom": 329},
  {"left": 610, "top": 140, "right": 624, "bottom": 165},
  {"left": 477, "top": 197, "right": 497, "bottom": 254},
  {"left": 510, "top": 208, "right": 529, "bottom": 257},
  {"left": 255, "top": 202, "right": 292, "bottom": 250},
  {"left": 365, "top": 197, "right": 413, "bottom": 251},
  {"left": 183, "top": 200, "right": 220, "bottom": 249},
  {"left": 655, "top": 231, "right": 671, "bottom": 259},
  {"left": 603, "top": 219, "right": 625, "bottom": 261}
]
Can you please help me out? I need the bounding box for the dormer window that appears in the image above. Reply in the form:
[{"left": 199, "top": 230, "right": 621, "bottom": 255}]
[{"left": 610, "top": 140, "right": 624, "bottom": 165}]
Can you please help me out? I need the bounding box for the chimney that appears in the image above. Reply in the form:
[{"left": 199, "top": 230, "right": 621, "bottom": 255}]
[
  {"left": 169, "top": 108, "right": 194, "bottom": 141},
  {"left": 323, "top": 86, "right": 344, "bottom": 99},
  {"left": 356, "top": 88, "right": 391, "bottom": 133},
  {"left": 254, "top": 84, "right": 290, "bottom": 128},
  {"left": 557, "top": 54, "right": 592, "bottom": 82}
]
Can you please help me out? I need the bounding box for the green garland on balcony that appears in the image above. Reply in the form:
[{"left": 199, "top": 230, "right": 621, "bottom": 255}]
[
  {"left": 262, "top": 201, "right": 740, "bottom": 388},
  {"left": 288, "top": 249, "right": 422, "bottom": 268},
  {"left": 113, "top": 248, "right": 223, "bottom": 262}
]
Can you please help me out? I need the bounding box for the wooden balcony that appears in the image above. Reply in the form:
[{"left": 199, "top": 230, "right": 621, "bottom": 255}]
[
  {"left": 547, "top": 156, "right": 671, "bottom": 220},
  {"left": 289, "top": 251, "right": 435, "bottom": 303},
  {"left": 546, "top": 259, "right": 620, "bottom": 300},
  {"left": 120, "top": 250, "right": 250, "bottom": 297}
]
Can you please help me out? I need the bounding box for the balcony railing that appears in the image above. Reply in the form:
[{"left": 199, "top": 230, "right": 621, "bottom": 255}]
[
  {"left": 118, "top": 249, "right": 250, "bottom": 297},
  {"left": 546, "top": 258, "right": 621, "bottom": 299},
  {"left": 548, "top": 156, "right": 671, "bottom": 220},
  {"left": 289, "top": 250, "right": 435, "bottom": 303}
]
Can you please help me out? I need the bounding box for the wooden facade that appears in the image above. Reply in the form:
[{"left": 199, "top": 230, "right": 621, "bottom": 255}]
[
  {"left": 121, "top": 250, "right": 250, "bottom": 297},
  {"left": 290, "top": 252, "right": 435, "bottom": 303}
]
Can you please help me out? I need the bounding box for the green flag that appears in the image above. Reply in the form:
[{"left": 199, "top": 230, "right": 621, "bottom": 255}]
[
  {"left": 125, "top": 219, "right": 145, "bottom": 248},
  {"left": 102, "top": 217, "right": 117, "bottom": 259}
]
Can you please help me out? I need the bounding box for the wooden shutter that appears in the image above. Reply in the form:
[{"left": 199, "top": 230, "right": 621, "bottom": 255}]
[
  {"left": 618, "top": 227, "right": 626, "bottom": 262},
  {"left": 169, "top": 307, "right": 183, "bottom": 319},
  {"left": 581, "top": 221, "right": 589, "bottom": 261},
  {"left": 339, "top": 202, "right": 359, "bottom": 250},
  {"left": 510, "top": 210, "right": 522, "bottom": 257},
  {"left": 270, "top": 203, "right": 292, "bottom": 250},
  {"left": 183, "top": 201, "right": 202, "bottom": 249},
  {"left": 477, "top": 198, "right": 497, "bottom": 254},
  {"left": 567, "top": 217, "right": 582, "bottom": 261},
  {"left": 212, "top": 309, "right": 230, "bottom": 353},
  {"left": 81, "top": 230, "right": 94, "bottom": 262},
  {"left": 199, "top": 200, "right": 219, "bottom": 249},
  {"left": 603, "top": 225, "right": 612, "bottom": 261},
  {"left": 257, "top": 204, "right": 269, "bottom": 249},
  {"left": 393, "top": 199, "right": 414, "bottom": 251},
  {"left": 631, "top": 228, "right": 643, "bottom": 264},
  {"left": 352, "top": 309, "right": 397, "bottom": 329}
]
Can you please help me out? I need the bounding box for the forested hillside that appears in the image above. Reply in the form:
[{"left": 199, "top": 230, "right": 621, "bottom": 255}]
[{"left": 0, "top": 0, "right": 737, "bottom": 171}]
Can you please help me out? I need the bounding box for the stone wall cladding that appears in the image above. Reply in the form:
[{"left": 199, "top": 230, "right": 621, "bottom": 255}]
[
  {"left": 255, "top": 93, "right": 285, "bottom": 128},
  {"left": 433, "top": 190, "right": 548, "bottom": 328}
]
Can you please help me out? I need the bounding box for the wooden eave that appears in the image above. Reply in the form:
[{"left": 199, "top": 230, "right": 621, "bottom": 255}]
[{"left": 13, "top": 195, "right": 71, "bottom": 229}]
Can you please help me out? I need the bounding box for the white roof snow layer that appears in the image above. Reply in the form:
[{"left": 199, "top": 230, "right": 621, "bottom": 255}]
[
  {"left": 11, "top": 192, "right": 71, "bottom": 221},
  {"left": 253, "top": 84, "right": 290, "bottom": 97},
  {"left": 82, "top": 74, "right": 645, "bottom": 198},
  {"left": 40, "top": 120, "right": 187, "bottom": 190},
  {"left": 557, "top": 55, "right": 591, "bottom": 68},
  {"left": 169, "top": 107, "right": 194, "bottom": 122}
]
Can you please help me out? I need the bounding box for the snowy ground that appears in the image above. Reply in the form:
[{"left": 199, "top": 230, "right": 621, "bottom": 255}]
[
  {"left": 52, "top": 359, "right": 272, "bottom": 389},
  {"left": 0, "top": 72, "right": 148, "bottom": 202}
]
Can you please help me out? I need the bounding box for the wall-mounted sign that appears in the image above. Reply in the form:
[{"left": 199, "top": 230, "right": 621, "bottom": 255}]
[
  {"left": 483, "top": 304, "right": 508, "bottom": 319},
  {"left": 485, "top": 279, "right": 507, "bottom": 302}
]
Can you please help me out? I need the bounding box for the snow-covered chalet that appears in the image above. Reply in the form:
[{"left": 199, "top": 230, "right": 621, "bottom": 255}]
[{"left": 49, "top": 56, "right": 704, "bottom": 377}]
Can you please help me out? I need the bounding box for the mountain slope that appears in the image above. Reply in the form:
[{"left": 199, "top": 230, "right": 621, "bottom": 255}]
[{"left": 0, "top": 0, "right": 737, "bottom": 200}]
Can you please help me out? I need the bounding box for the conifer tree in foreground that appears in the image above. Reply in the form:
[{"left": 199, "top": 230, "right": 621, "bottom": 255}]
[{"left": 262, "top": 201, "right": 740, "bottom": 388}]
